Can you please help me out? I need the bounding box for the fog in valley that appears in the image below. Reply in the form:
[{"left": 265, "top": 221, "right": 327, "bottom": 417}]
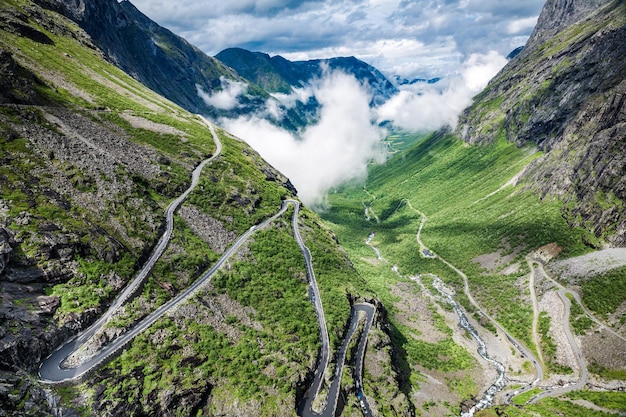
[{"left": 200, "top": 52, "right": 508, "bottom": 206}]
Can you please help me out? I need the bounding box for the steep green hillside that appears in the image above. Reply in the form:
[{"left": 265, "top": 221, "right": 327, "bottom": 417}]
[
  {"left": 0, "top": 1, "right": 375, "bottom": 415},
  {"left": 31, "top": 0, "right": 270, "bottom": 119}
]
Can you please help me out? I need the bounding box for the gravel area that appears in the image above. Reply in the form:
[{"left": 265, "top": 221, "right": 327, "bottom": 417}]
[
  {"left": 120, "top": 112, "right": 188, "bottom": 138},
  {"left": 548, "top": 248, "right": 626, "bottom": 280},
  {"left": 178, "top": 205, "right": 237, "bottom": 254},
  {"left": 538, "top": 291, "right": 578, "bottom": 382}
]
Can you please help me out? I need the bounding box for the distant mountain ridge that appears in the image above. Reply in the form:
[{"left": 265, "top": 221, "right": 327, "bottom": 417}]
[
  {"left": 216, "top": 47, "right": 398, "bottom": 106},
  {"left": 392, "top": 75, "right": 441, "bottom": 86},
  {"left": 457, "top": 0, "right": 626, "bottom": 247}
]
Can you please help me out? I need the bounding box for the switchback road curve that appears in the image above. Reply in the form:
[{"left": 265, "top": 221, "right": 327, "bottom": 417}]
[
  {"left": 39, "top": 119, "right": 376, "bottom": 416},
  {"left": 292, "top": 201, "right": 375, "bottom": 417},
  {"left": 40, "top": 116, "right": 222, "bottom": 383}
]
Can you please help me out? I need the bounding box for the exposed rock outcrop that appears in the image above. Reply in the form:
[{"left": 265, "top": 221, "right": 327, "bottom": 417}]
[
  {"left": 0, "top": 228, "right": 14, "bottom": 276},
  {"left": 457, "top": 0, "right": 626, "bottom": 247}
]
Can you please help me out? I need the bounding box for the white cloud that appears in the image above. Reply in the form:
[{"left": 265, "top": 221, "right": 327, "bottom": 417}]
[
  {"left": 507, "top": 16, "right": 538, "bottom": 34},
  {"left": 271, "top": 87, "right": 313, "bottom": 109},
  {"left": 131, "top": 0, "right": 544, "bottom": 80},
  {"left": 197, "top": 77, "right": 248, "bottom": 110},
  {"left": 461, "top": 51, "right": 508, "bottom": 90},
  {"left": 221, "top": 69, "right": 386, "bottom": 207},
  {"left": 216, "top": 53, "right": 507, "bottom": 205},
  {"left": 376, "top": 51, "right": 507, "bottom": 131}
]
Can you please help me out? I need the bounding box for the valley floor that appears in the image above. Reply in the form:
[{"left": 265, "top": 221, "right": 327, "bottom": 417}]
[{"left": 322, "top": 132, "right": 626, "bottom": 416}]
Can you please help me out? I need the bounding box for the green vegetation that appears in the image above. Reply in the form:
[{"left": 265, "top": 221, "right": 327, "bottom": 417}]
[
  {"left": 2, "top": 4, "right": 365, "bottom": 415},
  {"left": 578, "top": 267, "right": 626, "bottom": 318},
  {"left": 213, "top": 217, "right": 319, "bottom": 350},
  {"left": 405, "top": 335, "right": 475, "bottom": 372},
  {"left": 298, "top": 206, "right": 372, "bottom": 350},
  {"left": 538, "top": 311, "right": 572, "bottom": 374},
  {"left": 384, "top": 131, "right": 428, "bottom": 155},
  {"left": 446, "top": 375, "right": 477, "bottom": 399},
  {"left": 567, "top": 390, "right": 626, "bottom": 411},
  {"left": 567, "top": 294, "right": 594, "bottom": 335},
  {"left": 188, "top": 130, "right": 290, "bottom": 235},
  {"left": 49, "top": 254, "right": 135, "bottom": 317},
  {"left": 98, "top": 215, "right": 320, "bottom": 416},
  {"left": 323, "top": 130, "right": 591, "bottom": 411},
  {"left": 472, "top": 271, "right": 533, "bottom": 346},
  {"left": 589, "top": 362, "right": 626, "bottom": 381},
  {"left": 512, "top": 387, "right": 542, "bottom": 405},
  {"left": 480, "top": 397, "right": 619, "bottom": 417}
]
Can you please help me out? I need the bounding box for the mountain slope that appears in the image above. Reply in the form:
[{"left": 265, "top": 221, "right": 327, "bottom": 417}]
[
  {"left": 321, "top": 1, "right": 626, "bottom": 415},
  {"left": 0, "top": 1, "right": 379, "bottom": 415},
  {"left": 216, "top": 47, "right": 399, "bottom": 105},
  {"left": 457, "top": 0, "right": 626, "bottom": 247},
  {"left": 31, "top": 0, "right": 271, "bottom": 119}
]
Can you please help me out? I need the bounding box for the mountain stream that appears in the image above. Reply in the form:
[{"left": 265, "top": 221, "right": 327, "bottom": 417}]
[{"left": 432, "top": 277, "right": 506, "bottom": 416}]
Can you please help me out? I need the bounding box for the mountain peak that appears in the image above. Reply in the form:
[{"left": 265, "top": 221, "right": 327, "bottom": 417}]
[
  {"left": 457, "top": 0, "right": 626, "bottom": 247},
  {"left": 526, "top": 0, "right": 615, "bottom": 47},
  {"left": 216, "top": 47, "right": 398, "bottom": 105}
]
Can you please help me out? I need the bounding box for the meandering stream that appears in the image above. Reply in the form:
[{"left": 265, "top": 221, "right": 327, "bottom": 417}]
[{"left": 432, "top": 278, "right": 506, "bottom": 417}]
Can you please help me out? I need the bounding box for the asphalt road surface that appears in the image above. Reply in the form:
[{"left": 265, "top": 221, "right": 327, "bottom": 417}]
[
  {"left": 39, "top": 116, "right": 222, "bottom": 383},
  {"left": 39, "top": 121, "right": 377, "bottom": 415}
]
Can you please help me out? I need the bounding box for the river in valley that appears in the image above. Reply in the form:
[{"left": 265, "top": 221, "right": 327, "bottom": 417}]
[{"left": 432, "top": 277, "right": 506, "bottom": 417}]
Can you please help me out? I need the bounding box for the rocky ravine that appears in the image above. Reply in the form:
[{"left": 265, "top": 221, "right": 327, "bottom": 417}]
[{"left": 457, "top": 0, "right": 626, "bottom": 247}]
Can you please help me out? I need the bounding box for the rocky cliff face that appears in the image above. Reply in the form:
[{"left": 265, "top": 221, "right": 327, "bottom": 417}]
[{"left": 457, "top": 0, "right": 626, "bottom": 247}]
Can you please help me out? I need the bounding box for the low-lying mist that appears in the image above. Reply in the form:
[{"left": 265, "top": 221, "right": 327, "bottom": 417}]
[
  {"left": 218, "top": 69, "right": 387, "bottom": 207},
  {"left": 202, "top": 52, "right": 507, "bottom": 207}
]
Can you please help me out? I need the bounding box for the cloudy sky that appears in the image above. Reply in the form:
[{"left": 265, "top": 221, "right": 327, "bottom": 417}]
[{"left": 130, "top": 0, "right": 546, "bottom": 79}]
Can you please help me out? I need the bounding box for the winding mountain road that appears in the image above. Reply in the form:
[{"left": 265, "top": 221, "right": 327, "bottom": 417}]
[
  {"left": 528, "top": 287, "right": 588, "bottom": 403},
  {"left": 353, "top": 304, "right": 376, "bottom": 417},
  {"left": 528, "top": 260, "right": 545, "bottom": 369},
  {"left": 39, "top": 117, "right": 376, "bottom": 417},
  {"left": 523, "top": 260, "right": 626, "bottom": 403},
  {"left": 535, "top": 261, "right": 626, "bottom": 344},
  {"left": 39, "top": 116, "right": 222, "bottom": 383},
  {"left": 403, "top": 200, "right": 544, "bottom": 406},
  {"left": 293, "top": 200, "right": 376, "bottom": 417},
  {"left": 39, "top": 199, "right": 289, "bottom": 383}
]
